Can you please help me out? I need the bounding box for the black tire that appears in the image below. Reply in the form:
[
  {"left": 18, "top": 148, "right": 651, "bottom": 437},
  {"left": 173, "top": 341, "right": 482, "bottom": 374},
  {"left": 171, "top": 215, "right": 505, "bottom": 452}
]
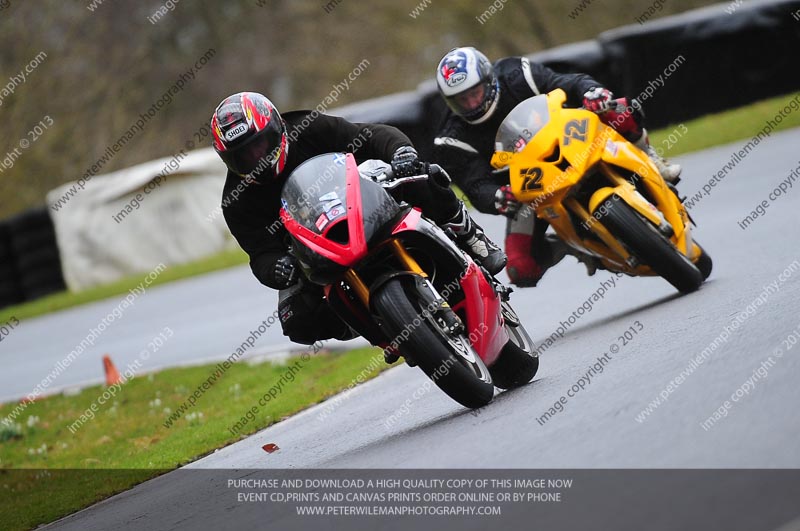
[
  {"left": 600, "top": 197, "right": 703, "bottom": 293},
  {"left": 372, "top": 278, "right": 494, "bottom": 409},
  {"left": 489, "top": 302, "right": 539, "bottom": 390},
  {"left": 0, "top": 282, "right": 23, "bottom": 309},
  {"left": 0, "top": 221, "right": 13, "bottom": 262},
  {"left": 693, "top": 242, "right": 713, "bottom": 280},
  {"left": 15, "top": 246, "right": 61, "bottom": 272},
  {"left": 10, "top": 227, "right": 58, "bottom": 256},
  {"left": 19, "top": 265, "right": 66, "bottom": 300},
  {"left": 7, "top": 207, "right": 51, "bottom": 235}
]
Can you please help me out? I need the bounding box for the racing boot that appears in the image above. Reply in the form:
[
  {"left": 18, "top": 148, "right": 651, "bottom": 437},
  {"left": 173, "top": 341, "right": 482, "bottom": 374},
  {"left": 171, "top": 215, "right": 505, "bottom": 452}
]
[
  {"left": 536, "top": 234, "right": 600, "bottom": 278},
  {"left": 506, "top": 207, "right": 544, "bottom": 287},
  {"left": 383, "top": 347, "right": 417, "bottom": 367},
  {"left": 443, "top": 204, "right": 507, "bottom": 275},
  {"left": 635, "top": 129, "right": 681, "bottom": 184}
]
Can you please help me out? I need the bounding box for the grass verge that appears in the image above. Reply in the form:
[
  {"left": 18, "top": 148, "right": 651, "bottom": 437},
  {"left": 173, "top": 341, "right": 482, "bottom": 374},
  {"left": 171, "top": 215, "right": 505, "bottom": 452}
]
[
  {"left": 648, "top": 92, "right": 800, "bottom": 157},
  {"left": 0, "top": 347, "right": 391, "bottom": 530}
]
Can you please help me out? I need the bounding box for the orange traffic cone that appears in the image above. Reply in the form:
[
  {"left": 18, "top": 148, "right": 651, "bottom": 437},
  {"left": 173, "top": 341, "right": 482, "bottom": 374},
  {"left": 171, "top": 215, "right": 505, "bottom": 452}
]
[{"left": 102, "top": 355, "right": 123, "bottom": 386}]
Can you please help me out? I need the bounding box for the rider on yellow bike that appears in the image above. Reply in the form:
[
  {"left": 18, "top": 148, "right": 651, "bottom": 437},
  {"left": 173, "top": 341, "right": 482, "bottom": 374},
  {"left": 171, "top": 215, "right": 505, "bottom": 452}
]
[{"left": 432, "top": 47, "right": 681, "bottom": 286}]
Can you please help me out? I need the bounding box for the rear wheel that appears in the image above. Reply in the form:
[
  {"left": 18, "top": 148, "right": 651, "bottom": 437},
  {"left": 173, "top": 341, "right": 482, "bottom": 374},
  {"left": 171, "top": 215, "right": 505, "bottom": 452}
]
[
  {"left": 372, "top": 278, "right": 494, "bottom": 409},
  {"left": 599, "top": 196, "right": 703, "bottom": 293},
  {"left": 489, "top": 301, "right": 539, "bottom": 390}
]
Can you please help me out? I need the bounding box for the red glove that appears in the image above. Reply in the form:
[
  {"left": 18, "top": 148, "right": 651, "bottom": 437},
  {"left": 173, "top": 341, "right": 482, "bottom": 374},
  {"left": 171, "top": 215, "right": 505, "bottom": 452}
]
[
  {"left": 583, "top": 87, "right": 614, "bottom": 113},
  {"left": 494, "top": 185, "right": 521, "bottom": 217}
]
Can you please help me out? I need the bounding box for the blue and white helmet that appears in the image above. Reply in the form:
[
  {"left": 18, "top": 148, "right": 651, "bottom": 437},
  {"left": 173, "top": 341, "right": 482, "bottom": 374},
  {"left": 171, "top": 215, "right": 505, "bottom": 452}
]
[{"left": 436, "top": 47, "right": 500, "bottom": 124}]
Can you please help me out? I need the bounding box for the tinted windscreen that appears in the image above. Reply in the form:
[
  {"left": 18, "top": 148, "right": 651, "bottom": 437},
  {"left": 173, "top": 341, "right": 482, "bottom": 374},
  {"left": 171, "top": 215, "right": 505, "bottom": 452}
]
[
  {"left": 495, "top": 95, "right": 550, "bottom": 154},
  {"left": 281, "top": 153, "right": 349, "bottom": 234}
]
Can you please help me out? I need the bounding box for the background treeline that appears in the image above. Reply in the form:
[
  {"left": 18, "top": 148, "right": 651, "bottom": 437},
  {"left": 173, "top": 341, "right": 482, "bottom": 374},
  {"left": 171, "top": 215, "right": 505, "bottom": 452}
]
[{"left": 0, "top": 0, "right": 716, "bottom": 219}]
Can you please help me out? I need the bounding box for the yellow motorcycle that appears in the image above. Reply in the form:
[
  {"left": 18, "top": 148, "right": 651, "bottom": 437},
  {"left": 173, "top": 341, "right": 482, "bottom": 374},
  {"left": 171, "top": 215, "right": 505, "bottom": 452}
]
[{"left": 490, "top": 89, "right": 711, "bottom": 293}]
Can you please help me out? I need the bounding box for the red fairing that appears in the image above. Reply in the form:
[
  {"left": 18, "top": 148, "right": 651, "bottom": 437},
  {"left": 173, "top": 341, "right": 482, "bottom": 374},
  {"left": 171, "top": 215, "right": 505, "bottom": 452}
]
[
  {"left": 391, "top": 207, "right": 422, "bottom": 234},
  {"left": 280, "top": 154, "right": 368, "bottom": 267},
  {"left": 390, "top": 209, "right": 507, "bottom": 366},
  {"left": 458, "top": 261, "right": 508, "bottom": 366}
]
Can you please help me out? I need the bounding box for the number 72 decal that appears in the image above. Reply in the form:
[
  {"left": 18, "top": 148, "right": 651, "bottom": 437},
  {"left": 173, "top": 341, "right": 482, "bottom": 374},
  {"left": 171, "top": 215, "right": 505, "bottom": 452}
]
[
  {"left": 520, "top": 167, "right": 544, "bottom": 191},
  {"left": 564, "top": 119, "right": 589, "bottom": 145}
]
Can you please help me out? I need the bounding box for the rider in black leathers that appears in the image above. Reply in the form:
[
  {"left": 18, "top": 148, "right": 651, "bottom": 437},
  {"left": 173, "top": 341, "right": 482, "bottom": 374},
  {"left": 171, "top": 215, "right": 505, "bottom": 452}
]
[
  {"left": 211, "top": 91, "right": 506, "bottom": 345},
  {"left": 433, "top": 47, "right": 681, "bottom": 287}
]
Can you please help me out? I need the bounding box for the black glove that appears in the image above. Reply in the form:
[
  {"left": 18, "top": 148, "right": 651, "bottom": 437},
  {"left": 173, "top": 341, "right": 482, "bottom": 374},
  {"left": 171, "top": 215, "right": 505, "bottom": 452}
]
[
  {"left": 269, "top": 255, "right": 299, "bottom": 289},
  {"left": 494, "top": 185, "right": 521, "bottom": 218},
  {"left": 391, "top": 146, "right": 426, "bottom": 177}
]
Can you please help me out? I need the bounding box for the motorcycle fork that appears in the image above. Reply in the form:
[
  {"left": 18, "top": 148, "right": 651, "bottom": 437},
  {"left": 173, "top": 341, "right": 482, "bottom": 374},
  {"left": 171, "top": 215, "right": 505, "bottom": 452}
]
[
  {"left": 388, "top": 238, "right": 464, "bottom": 333},
  {"left": 344, "top": 238, "right": 462, "bottom": 333},
  {"left": 342, "top": 238, "right": 427, "bottom": 307},
  {"left": 563, "top": 196, "right": 631, "bottom": 263}
]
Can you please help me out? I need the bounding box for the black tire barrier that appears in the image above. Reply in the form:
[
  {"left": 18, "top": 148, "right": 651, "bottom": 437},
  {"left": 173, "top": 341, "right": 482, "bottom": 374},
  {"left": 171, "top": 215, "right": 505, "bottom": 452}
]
[
  {"left": 3, "top": 205, "right": 66, "bottom": 306},
  {"left": 6, "top": 206, "right": 52, "bottom": 236},
  {"left": 0, "top": 220, "right": 15, "bottom": 261},
  {"left": 16, "top": 246, "right": 62, "bottom": 272},
  {"left": 20, "top": 266, "right": 65, "bottom": 301},
  {"left": 529, "top": 39, "right": 610, "bottom": 86},
  {"left": 599, "top": 0, "right": 800, "bottom": 129},
  {"left": 16, "top": 243, "right": 66, "bottom": 302},
  {"left": 10, "top": 226, "right": 59, "bottom": 257},
  {"left": 0, "top": 220, "right": 23, "bottom": 309},
  {"left": 0, "top": 272, "right": 24, "bottom": 308}
]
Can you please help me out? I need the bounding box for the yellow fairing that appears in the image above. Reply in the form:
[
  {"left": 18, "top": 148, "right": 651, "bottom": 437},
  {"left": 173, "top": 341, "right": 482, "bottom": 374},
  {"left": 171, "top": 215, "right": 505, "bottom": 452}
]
[{"left": 491, "top": 89, "right": 696, "bottom": 275}]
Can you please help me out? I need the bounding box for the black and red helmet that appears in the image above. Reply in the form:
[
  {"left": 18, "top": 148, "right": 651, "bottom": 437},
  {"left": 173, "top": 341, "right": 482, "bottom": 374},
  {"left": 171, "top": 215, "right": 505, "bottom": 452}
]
[{"left": 211, "top": 92, "right": 288, "bottom": 178}]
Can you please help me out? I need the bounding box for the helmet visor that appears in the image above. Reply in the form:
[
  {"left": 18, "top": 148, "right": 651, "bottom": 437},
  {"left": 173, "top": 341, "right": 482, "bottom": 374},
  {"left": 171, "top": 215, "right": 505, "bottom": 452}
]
[
  {"left": 445, "top": 80, "right": 493, "bottom": 120},
  {"left": 220, "top": 123, "right": 283, "bottom": 177}
]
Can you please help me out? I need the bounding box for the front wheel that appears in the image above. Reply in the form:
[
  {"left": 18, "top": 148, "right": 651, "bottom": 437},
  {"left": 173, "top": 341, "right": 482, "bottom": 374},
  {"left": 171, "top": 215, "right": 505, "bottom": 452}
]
[
  {"left": 599, "top": 196, "right": 703, "bottom": 293},
  {"left": 372, "top": 278, "right": 494, "bottom": 409},
  {"left": 693, "top": 242, "right": 713, "bottom": 280}
]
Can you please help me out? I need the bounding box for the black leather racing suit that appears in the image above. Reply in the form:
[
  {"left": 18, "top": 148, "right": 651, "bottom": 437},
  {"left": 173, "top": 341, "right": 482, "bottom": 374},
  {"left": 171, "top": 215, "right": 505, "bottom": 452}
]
[{"left": 222, "top": 111, "right": 461, "bottom": 344}]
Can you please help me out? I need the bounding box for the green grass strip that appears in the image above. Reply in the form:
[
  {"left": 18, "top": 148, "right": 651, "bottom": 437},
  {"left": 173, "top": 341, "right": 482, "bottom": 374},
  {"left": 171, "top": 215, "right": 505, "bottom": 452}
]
[{"left": 0, "top": 348, "right": 392, "bottom": 530}]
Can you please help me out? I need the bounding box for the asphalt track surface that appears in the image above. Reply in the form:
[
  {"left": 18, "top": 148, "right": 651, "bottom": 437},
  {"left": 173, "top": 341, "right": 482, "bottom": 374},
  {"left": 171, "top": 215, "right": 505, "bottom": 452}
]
[
  {"left": 1, "top": 257, "right": 369, "bottom": 403},
  {"left": 29, "top": 129, "right": 800, "bottom": 529}
]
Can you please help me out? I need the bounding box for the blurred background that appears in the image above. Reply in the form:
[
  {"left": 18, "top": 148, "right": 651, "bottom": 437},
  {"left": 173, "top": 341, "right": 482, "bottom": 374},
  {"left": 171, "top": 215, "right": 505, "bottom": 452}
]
[{"left": 0, "top": 0, "right": 721, "bottom": 220}]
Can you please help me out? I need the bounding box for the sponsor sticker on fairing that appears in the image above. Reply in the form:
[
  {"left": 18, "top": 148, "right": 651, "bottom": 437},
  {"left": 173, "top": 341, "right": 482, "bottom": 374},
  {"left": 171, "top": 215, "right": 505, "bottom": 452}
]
[
  {"left": 319, "top": 192, "right": 339, "bottom": 202},
  {"left": 323, "top": 199, "right": 343, "bottom": 214},
  {"left": 316, "top": 212, "right": 330, "bottom": 231},
  {"left": 327, "top": 205, "right": 344, "bottom": 219}
]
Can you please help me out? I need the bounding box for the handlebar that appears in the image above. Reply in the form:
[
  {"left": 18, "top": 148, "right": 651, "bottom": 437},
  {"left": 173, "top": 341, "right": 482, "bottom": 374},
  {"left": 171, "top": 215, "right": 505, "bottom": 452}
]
[
  {"left": 579, "top": 97, "right": 636, "bottom": 113},
  {"left": 371, "top": 163, "right": 448, "bottom": 190}
]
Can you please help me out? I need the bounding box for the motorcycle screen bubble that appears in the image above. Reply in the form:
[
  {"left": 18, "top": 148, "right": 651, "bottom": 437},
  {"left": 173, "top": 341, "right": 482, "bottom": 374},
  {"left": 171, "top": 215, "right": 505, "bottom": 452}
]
[
  {"left": 495, "top": 95, "right": 550, "bottom": 154},
  {"left": 281, "top": 153, "right": 349, "bottom": 234}
]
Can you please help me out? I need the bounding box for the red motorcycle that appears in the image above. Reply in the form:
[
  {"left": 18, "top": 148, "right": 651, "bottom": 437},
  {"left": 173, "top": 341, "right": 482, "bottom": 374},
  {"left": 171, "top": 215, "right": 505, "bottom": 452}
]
[{"left": 280, "top": 153, "right": 538, "bottom": 408}]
